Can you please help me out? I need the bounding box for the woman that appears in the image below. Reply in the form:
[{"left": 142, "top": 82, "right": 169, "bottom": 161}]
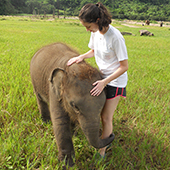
[{"left": 67, "top": 2, "right": 128, "bottom": 158}]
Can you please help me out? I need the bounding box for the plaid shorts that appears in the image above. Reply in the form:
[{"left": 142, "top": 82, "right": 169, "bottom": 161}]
[{"left": 105, "top": 85, "right": 126, "bottom": 100}]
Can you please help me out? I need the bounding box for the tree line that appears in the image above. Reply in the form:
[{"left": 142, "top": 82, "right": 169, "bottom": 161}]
[{"left": 0, "top": 0, "right": 170, "bottom": 21}]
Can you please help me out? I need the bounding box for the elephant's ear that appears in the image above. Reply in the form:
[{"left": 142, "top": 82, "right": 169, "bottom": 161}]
[
  {"left": 49, "top": 68, "right": 66, "bottom": 84},
  {"left": 49, "top": 68, "right": 66, "bottom": 100}
]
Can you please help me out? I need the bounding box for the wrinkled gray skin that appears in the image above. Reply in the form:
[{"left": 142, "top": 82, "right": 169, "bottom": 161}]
[{"left": 30, "top": 43, "right": 114, "bottom": 167}]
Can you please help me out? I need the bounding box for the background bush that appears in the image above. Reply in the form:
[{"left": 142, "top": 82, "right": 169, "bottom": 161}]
[{"left": 1, "top": 0, "right": 170, "bottom": 21}]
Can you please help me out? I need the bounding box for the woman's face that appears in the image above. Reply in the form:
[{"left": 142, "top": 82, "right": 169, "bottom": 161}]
[{"left": 80, "top": 20, "right": 99, "bottom": 33}]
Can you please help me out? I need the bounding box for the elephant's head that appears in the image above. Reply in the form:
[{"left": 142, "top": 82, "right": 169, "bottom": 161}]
[{"left": 50, "top": 61, "right": 114, "bottom": 149}]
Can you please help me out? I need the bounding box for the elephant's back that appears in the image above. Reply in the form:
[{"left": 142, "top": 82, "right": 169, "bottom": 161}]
[
  {"left": 31, "top": 43, "right": 78, "bottom": 71},
  {"left": 30, "top": 43, "right": 79, "bottom": 100}
]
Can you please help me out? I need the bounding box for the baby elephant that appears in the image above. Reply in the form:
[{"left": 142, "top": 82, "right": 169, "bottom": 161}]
[{"left": 30, "top": 43, "right": 114, "bottom": 167}]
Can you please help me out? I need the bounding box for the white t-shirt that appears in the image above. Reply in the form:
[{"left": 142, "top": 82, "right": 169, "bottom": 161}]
[{"left": 88, "top": 25, "right": 128, "bottom": 88}]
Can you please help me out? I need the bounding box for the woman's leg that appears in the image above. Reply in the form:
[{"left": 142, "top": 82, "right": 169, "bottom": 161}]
[{"left": 99, "top": 96, "right": 120, "bottom": 156}]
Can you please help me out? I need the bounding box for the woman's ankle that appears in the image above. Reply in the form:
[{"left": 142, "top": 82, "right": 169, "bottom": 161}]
[{"left": 99, "top": 148, "right": 106, "bottom": 156}]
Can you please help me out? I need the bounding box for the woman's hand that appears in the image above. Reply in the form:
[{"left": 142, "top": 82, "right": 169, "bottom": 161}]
[
  {"left": 90, "top": 79, "right": 106, "bottom": 96},
  {"left": 67, "top": 50, "right": 94, "bottom": 66},
  {"left": 67, "top": 55, "right": 84, "bottom": 66}
]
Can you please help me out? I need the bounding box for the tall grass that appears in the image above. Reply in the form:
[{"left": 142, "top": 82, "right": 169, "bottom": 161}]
[{"left": 0, "top": 17, "right": 170, "bottom": 170}]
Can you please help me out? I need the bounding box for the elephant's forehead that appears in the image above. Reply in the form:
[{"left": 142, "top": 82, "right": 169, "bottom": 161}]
[
  {"left": 67, "top": 78, "right": 92, "bottom": 93},
  {"left": 67, "top": 85, "right": 105, "bottom": 108},
  {"left": 68, "top": 85, "right": 91, "bottom": 99}
]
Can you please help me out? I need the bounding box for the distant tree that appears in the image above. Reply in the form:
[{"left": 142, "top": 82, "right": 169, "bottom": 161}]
[
  {"left": 0, "top": 0, "right": 170, "bottom": 21},
  {"left": 60, "top": 0, "right": 70, "bottom": 18},
  {"left": 80, "top": 0, "right": 96, "bottom": 8},
  {"left": 0, "top": 0, "right": 7, "bottom": 15},
  {"left": 10, "top": 0, "right": 27, "bottom": 13},
  {"left": 26, "top": 0, "right": 40, "bottom": 14},
  {"left": 26, "top": 0, "right": 52, "bottom": 15},
  {"left": 47, "top": 0, "right": 57, "bottom": 17},
  {"left": 57, "top": 0, "right": 59, "bottom": 18},
  {"left": 2, "top": 0, "right": 16, "bottom": 14}
]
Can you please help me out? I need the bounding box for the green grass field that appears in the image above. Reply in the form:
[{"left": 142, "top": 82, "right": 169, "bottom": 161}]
[{"left": 0, "top": 16, "right": 170, "bottom": 170}]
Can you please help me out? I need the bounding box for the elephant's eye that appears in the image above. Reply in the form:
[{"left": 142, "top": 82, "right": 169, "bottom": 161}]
[{"left": 70, "top": 101, "right": 80, "bottom": 113}]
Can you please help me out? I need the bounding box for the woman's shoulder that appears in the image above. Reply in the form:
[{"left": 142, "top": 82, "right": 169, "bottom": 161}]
[
  {"left": 107, "top": 25, "right": 124, "bottom": 42},
  {"left": 108, "top": 25, "right": 122, "bottom": 37}
]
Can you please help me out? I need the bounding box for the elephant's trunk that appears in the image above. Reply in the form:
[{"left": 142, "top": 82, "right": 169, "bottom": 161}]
[
  {"left": 91, "top": 133, "right": 115, "bottom": 149},
  {"left": 80, "top": 119, "right": 115, "bottom": 149},
  {"left": 85, "top": 129, "right": 115, "bottom": 149}
]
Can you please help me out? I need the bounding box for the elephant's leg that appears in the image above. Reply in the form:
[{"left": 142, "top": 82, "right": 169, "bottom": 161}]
[
  {"left": 49, "top": 91, "right": 75, "bottom": 167},
  {"left": 70, "top": 121, "right": 78, "bottom": 136},
  {"left": 36, "top": 93, "right": 51, "bottom": 122}
]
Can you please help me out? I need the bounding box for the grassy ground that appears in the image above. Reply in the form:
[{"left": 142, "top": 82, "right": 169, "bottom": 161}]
[{"left": 0, "top": 16, "right": 170, "bottom": 170}]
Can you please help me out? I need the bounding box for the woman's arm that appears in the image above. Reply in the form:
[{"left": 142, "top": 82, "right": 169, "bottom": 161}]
[
  {"left": 103, "top": 59, "right": 128, "bottom": 86},
  {"left": 67, "top": 49, "right": 94, "bottom": 66},
  {"left": 90, "top": 59, "right": 128, "bottom": 96}
]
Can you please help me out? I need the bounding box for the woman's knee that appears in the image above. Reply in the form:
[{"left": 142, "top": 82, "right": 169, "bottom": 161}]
[{"left": 101, "top": 113, "right": 112, "bottom": 124}]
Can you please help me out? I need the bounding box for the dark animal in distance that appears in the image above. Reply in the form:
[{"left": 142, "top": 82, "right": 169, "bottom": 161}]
[
  {"left": 145, "top": 20, "right": 150, "bottom": 25},
  {"left": 121, "top": 32, "right": 136, "bottom": 36},
  {"left": 139, "top": 30, "right": 154, "bottom": 36},
  {"left": 160, "top": 22, "right": 163, "bottom": 27}
]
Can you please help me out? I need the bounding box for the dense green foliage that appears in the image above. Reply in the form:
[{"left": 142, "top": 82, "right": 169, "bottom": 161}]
[
  {"left": 1, "top": 0, "right": 170, "bottom": 21},
  {"left": 0, "top": 16, "right": 170, "bottom": 169}
]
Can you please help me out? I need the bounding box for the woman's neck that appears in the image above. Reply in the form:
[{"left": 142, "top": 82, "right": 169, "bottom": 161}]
[{"left": 99, "top": 26, "right": 109, "bottom": 35}]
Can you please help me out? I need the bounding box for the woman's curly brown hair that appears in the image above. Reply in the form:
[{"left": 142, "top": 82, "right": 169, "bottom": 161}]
[{"left": 79, "top": 2, "right": 112, "bottom": 31}]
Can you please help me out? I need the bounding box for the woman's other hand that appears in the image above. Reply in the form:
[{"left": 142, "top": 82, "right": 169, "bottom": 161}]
[{"left": 90, "top": 80, "right": 106, "bottom": 96}]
